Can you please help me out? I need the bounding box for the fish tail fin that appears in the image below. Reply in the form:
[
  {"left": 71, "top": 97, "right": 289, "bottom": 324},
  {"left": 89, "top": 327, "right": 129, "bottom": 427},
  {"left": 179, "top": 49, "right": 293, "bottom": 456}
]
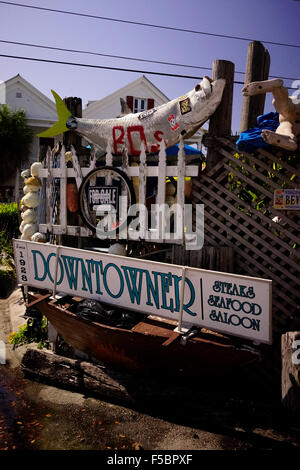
[{"left": 37, "top": 90, "right": 72, "bottom": 138}]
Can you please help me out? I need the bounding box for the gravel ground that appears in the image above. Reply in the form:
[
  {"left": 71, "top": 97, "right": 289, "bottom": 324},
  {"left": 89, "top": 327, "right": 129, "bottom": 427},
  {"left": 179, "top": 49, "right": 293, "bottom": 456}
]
[{"left": 0, "top": 288, "right": 299, "bottom": 452}]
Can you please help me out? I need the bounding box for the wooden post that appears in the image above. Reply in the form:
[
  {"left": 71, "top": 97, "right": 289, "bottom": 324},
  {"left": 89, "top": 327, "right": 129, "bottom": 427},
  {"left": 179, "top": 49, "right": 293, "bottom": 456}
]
[
  {"left": 206, "top": 60, "right": 234, "bottom": 172},
  {"left": 240, "top": 41, "right": 270, "bottom": 133},
  {"left": 281, "top": 331, "right": 300, "bottom": 418},
  {"left": 63, "top": 97, "right": 82, "bottom": 150}
]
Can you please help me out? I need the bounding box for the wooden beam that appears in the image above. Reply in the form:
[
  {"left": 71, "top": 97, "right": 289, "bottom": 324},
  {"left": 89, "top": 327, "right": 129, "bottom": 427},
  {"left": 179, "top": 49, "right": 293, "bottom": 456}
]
[
  {"left": 206, "top": 59, "right": 235, "bottom": 172},
  {"left": 240, "top": 41, "right": 270, "bottom": 133},
  {"left": 21, "top": 348, "right": 135, "bottom": 404},
  {"left": 26, "top": 292, "right": 52, "bottom": 309},
  {"left": 20, "top": 348, "right": 219, "bottom": 407}
]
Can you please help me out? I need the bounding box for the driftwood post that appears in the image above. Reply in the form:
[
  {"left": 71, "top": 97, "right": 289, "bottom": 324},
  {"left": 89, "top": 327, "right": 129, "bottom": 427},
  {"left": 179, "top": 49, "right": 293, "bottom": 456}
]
[
  {"left": 240, "top": 41, "right": 270, "bottom": 133},
  {"left": 206, "top": 60, "right": 234, "bottom": 172},
  {"left": 281, "top": 331, "right": 300, "bottom": 417}
]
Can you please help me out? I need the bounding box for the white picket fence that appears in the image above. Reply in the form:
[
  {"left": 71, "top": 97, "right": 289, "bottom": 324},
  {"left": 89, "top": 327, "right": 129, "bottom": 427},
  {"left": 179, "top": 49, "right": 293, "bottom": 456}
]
[{"left": 37, "top": 138, "right": 199, "bottom": 244}]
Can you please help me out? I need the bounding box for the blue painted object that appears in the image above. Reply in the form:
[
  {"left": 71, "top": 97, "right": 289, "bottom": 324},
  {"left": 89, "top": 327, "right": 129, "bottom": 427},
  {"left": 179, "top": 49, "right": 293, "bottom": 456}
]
[{"left": 236, "top": 112, "right": 279, "bottom": 153}]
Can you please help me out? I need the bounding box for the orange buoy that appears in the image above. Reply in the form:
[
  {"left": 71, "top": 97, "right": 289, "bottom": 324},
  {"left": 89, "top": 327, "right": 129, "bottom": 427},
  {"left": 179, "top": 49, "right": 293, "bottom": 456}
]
[{"left": 67, "top": 182, "right": 79, "bottom": 213}]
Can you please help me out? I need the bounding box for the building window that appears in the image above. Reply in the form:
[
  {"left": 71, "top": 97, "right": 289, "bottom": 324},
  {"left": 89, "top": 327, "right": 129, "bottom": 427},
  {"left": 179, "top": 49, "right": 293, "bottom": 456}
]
[
  {"left": 16, "top": 92, "right": 22, "bottom": 98},
  {"left": 126, "top": 96, "right": 155, "bottom": 113},
  {"left": 133, "top": 98, "right": 146, "bottom": 113}
]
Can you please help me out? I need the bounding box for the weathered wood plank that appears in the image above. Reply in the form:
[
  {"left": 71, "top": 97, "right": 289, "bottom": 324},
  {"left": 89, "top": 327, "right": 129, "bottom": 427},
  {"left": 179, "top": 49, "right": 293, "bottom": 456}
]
[
  {"left": 156, "top": 140, "right": 167, "bottom": 242},
  {"left": 21, "top": 347, "right": 135, "bottom": 404},
  {"left": 138, "top": 143, "right": 147, "bottom": 239},
  {"left": 71, "top": 145, "right": 83, "bottom": 189},
  {"left": 39, "top": 224, "right": 92, "bottom": 237},
  {"left": 21, "top": 348, "right": 231, "bottom": 407},
  {"left": 38, "top": 166, "right": 199, "bottom": 179},
  {"left": 281, "top": 332, "right": 300, "bottom": 417},
  {"left": 176, "top": 137, "right": 185, "bottom": 212}
]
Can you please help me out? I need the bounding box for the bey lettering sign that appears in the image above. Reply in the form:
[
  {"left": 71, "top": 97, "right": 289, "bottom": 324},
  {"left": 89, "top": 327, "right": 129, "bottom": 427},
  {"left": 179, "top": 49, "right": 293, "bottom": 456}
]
[
  {"left": 274, "top": 189, "right": 300, "bottom": 210},
  {"left": 13, "top": 240, "right": 272, "bottom": 344}
]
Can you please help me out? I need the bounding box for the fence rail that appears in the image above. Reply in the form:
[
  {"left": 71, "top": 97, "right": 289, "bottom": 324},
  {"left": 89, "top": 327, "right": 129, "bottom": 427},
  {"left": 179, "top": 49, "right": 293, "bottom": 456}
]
[{"left": 37, "top": 139, "right": 200, "bottom": 243}]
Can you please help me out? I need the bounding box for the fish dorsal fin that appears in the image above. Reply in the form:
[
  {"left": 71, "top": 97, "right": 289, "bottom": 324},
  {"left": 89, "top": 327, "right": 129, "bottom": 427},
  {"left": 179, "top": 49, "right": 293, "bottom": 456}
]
[{"left": 119, "top": 98, "right": 132, "bottom": 117}]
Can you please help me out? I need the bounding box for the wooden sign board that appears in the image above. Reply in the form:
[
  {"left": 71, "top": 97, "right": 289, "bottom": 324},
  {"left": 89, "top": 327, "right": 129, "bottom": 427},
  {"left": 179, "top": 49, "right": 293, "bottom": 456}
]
[
  {"left": 13, "top": 240, "right": 272, "bottom": 344},
  {"left": 274, "top": 189, "right": 300, "bottom": 210}
]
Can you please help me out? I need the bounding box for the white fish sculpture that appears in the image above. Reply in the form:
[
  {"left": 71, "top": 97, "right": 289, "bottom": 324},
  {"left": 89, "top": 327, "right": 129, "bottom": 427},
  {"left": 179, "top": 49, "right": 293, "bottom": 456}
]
[{"left": 38, "top": 77, "right": 225, "bottom": 155}]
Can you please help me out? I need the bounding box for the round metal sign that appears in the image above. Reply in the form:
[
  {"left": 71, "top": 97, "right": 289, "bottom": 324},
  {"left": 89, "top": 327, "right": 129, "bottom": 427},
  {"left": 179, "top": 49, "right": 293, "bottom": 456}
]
[{"left": 78, "top": 166, "right": 136, "bottom": 235}]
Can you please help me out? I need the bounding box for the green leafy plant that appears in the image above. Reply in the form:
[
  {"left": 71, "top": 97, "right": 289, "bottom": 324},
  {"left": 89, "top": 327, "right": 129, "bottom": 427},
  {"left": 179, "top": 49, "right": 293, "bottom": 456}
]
[
  {"left": 0, "top": 203, "right": 19, "bottom": 279},
  {"left": 0, "top": 104, "right": 33, "bottom": 184},
  {"left": 8, "top": 317, "right": 48, "bottom": 348},
  {"left": 0, "top": 202, "right": 19, "bottom": 239}
]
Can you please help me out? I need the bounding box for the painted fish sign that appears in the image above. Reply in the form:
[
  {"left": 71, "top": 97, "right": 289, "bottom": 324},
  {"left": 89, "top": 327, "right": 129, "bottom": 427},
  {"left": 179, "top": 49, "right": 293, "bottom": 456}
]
[
  {"left": 14, "top": 240, "right": 272, "bottom": 344},
  {"left": 38, "top": 77, "right": 225, "bottom": 155}
]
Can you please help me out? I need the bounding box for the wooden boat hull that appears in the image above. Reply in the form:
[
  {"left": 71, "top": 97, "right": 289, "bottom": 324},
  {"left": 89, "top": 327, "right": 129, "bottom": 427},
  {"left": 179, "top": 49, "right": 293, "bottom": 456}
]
[{"left": 29, "top": 293, "right": 260, "bottom": 377}]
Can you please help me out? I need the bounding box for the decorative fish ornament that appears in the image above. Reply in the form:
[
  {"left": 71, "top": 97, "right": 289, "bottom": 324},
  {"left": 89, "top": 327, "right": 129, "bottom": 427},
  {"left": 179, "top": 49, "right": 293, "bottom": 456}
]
[{"left": 38, "top": 76, "right": 225, "bottom": 155}]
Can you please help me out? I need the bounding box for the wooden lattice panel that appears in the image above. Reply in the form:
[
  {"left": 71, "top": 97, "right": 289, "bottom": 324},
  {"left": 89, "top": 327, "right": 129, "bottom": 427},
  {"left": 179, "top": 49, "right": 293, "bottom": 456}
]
[{"left": 191, "top": 137, "right": 300, "bottom": 343}]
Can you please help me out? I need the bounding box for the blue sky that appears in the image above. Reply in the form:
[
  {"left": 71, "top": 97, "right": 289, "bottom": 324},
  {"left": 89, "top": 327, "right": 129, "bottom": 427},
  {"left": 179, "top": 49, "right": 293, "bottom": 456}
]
[{"left": 1, "top": 0, "right": 299, "bottom": 133}]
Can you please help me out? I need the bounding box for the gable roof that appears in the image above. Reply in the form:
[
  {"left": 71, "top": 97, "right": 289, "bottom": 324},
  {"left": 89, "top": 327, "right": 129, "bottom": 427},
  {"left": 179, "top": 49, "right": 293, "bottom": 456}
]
[
  {"left": 83, "top": 75, "right": 170, "bottom": 118},
  {"left": 5, "top": 74, "right": 56, "bottom": 110},
  {"left": 3, "top": 74, "right": 57, "bottom": 124}
]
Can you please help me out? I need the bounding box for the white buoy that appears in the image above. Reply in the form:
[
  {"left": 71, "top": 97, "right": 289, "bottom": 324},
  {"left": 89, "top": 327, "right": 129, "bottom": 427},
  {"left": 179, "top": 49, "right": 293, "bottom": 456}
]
[
  {"left": 21, "top": 208, "right": 37, "bottom": 224},
  {"left": 30, "top": 162, "right": 43, "bottom": 177},
  {"left": 108, "top": 243, "right": 127, "bottom": 256},
  {"left": 22, "top": 223, "right": 38, "bottom": 240},
  {"left": 21, "top": 192, "right": 40, "bottom": 208},
  {"left": 31, "top": 232, "right": 46, "bottom": 243}
]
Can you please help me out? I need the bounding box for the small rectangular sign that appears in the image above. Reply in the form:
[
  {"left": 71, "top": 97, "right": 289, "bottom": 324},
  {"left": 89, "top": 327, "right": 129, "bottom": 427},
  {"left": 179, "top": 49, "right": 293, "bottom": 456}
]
[
  {"left": 13, "top": 240, "right": 272, "bottom": 344},
  {"left": 88, "top": 186, "right": 118, "bottom": 212},
  {"left": 274, "top": 189, "right": 300, "bottom": 210}
]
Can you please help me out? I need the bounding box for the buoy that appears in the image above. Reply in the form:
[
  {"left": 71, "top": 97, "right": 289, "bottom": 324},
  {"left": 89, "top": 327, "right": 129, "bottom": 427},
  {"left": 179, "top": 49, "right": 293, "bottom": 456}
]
[
  {"left": 21, "top": 208, "right": 37, "bottom": 224},
  {"left": 30, "top": 162, "right": 43, "bottom": 177},
  {"left": 67, "top": 182, "right": 79, "bottom": 213},
  {"left": 25, "top": 176, "right": 42, "bottom": 192},
  {"left": 21, "top": 192, "right": 40, "bottom": 208},
  {"left": 31, "top": 232, "right": 46, "bottom": 243},
  {"left": 108, "top": 243, "right": 127, "bottom": 256},
  {"left": 22, "top": 223, "right": 38, "bottom": 240}
]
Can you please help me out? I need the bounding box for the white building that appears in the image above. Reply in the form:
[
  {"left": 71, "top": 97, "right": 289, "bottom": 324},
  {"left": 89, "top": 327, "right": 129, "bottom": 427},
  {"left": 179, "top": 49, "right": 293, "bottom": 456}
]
[{"left": 0, "top": 74, "right": 57, "bottom": 164}]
